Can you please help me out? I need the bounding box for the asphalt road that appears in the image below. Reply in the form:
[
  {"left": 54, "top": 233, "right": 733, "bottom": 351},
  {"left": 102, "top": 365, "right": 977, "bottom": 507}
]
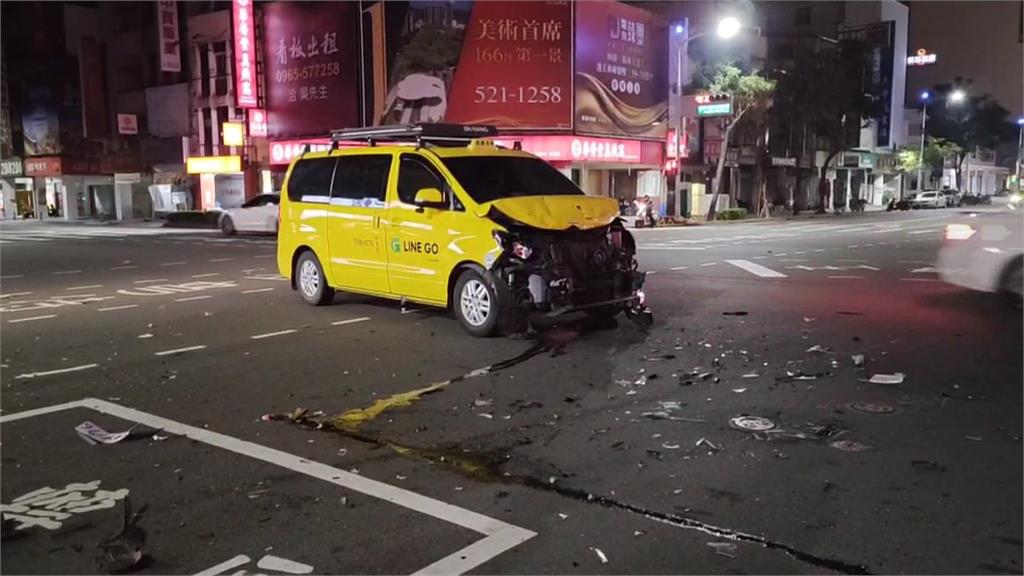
[{"left": 1, "top": 210, "right": 1020, "bottom": 575}]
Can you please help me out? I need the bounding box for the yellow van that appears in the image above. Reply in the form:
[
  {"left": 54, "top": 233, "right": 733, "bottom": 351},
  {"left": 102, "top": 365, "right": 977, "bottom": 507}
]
[{"left": 277, "top": 124, "right": 649, "bottom": 336}]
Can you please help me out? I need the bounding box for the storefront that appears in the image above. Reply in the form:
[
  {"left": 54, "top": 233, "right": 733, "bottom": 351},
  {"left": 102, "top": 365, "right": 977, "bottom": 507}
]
[
  {"left": 185, "top": 155, "right": 249, "bottom": 211},
  {"left": 23, "top": 156, "right": 119, "bottom": 221},
  {"left": 1, "top": 157, "right": 29, "bottom": 219}
]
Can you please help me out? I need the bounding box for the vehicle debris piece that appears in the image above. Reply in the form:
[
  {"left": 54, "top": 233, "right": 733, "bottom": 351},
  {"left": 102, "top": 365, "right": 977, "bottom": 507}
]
[
  {"left": 965, "top": 435, "right": 983, "bottom": 441},
  {"left": 706, "top": 541, "right": 737, "bottom": 558},
  {"left": 473, "top": 398, "right": 493, "bottom": 407},
  {"left": 830, "top": 440, "right": 873, "bottom": 452},
  {"left": 94, "top": 498, "right": 147, "bottom": 574},
  {"left": 76, "top": 422, "right": 140, "bottom": 445},
  {"left": 695, "top": 437, "right": 720, "bottom": 451},
  {"left": 558, "top": 513, "right": 568, "bottom": 520},
  {"left": 333, "top": 380, "right": 450, "bottom": 428},
  {"left": 645, "top": 353, "right": 676, "bottom": 361},
  {"left": 591, "top": 547, "right": 609, "bottom": 564},
  {"left": 731, "top": 388, "right": 747, "bottom": 394},
  {"left": 846, "top": 401, "right": 896, "bottom": 415},
  {"left": 851, "top": 354, "right": 865, "bottom": 367},
  {"left": 806, "top": 345, "right": 833, "bottom": 354},
  {"left": 741, "top": 372, "right": 759, "bottom": 378},
  {"left": 661, "top": 443, "right": 681, "bottom": 450},
  {"left": 803, "top": 317, "right": 816, "bottom": 322},
  {"left": 641, "top": 412, "right": 706, "bottom": 423},
  {"left": 729, "top": 416, "right": 775, "bottom": 432},
  {"left": 867, "top": 372, "right": 905, "bottom": 385}
]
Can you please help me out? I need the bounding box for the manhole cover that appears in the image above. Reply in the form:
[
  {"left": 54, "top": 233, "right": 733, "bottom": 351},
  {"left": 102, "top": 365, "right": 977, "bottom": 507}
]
[
  {"left": 830, "top": 439, "right": 873, "bottom": 452},
  {"left": 729, "top": 416, "right": 775, "bottom": 431},
  {"left": 846, "top": 401, "right": 895, "bottom": 414}
]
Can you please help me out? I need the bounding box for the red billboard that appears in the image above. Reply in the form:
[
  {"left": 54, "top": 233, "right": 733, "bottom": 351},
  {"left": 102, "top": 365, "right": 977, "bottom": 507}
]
[
  {"left": 574, "top": 0, "right": 667, "bottom": 139},
  {"left": 233, "top": 0, "right": 258, "bottom": 107},
  {"left": 263, "top": 1, "right": 358, "bottom": 137},
  {"left": 445, "top": 2, "right": 572, "bottom": 129}
]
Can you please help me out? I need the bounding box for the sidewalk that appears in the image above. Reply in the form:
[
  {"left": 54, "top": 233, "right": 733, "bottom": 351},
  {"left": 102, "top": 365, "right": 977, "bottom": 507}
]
[{"left": 0, "top": 218, "right": 164, "bottom": 229}]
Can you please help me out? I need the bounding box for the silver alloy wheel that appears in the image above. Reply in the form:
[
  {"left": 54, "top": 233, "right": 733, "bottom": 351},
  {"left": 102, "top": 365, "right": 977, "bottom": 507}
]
[
  {"left": 299, "top": 259, "right": 319, "bottom": 298},
  {"left": 459, "top": 279, "right": 491, "bottom": 327}
]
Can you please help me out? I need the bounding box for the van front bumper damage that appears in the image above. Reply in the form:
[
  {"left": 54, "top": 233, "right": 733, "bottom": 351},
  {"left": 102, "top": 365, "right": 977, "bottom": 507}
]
[{"left": 487, "top": 215, "right": 652, "bottom": 331}]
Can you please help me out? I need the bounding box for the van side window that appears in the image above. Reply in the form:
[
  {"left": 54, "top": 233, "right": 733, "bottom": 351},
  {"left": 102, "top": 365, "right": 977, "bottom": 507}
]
[
  {"left": 332, "top": 155, "right": 393, "bottom": 205},
  {"left": 286, "top": 158, "right": 337, "bottom": 203},
  {"left": 398, "top": 155, "right": 448, "bottom": 207}
]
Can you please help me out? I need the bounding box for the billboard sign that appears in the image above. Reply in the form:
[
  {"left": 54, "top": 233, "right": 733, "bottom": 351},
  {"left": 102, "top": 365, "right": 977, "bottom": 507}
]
[
  {"left": 444, "top": 1, "right": 572, "bottom": 129},
  {"left": 264, "top": 1, "right": 358, "bottom": 137},
  {"left": 117, "top": 113, "right": 138, "bottom": 135},
  {"left": 22, "top": 104, "right": 60, "bottom": 156},
  {"left": 906, "top": 48, "right": 937, "bottom": 66},
  {"left": 156, "top": 0, "right": 181, "bottom": 73},
  {"left": 233, "top": 0, "right": 258, "bottom": 107},
  {"left": 248, "top": 109, "right": 268, "bottom": 137},
  {"left": 494, "top": 135, "right": 642, "bottom": 163},
  {"left": 574, "top": 0, "right": 667, "bottom": 139}
]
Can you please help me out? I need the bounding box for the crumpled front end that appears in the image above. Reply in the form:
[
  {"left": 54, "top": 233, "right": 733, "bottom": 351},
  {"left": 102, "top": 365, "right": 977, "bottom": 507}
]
[{"left": 489, "top": 210, "right": 646, "bottom": 318}]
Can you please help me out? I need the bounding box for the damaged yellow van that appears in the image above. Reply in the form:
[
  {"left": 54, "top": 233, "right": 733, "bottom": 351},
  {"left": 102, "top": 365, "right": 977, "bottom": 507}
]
[{"left": 277, "top": 124, "right": 649, "bottom": 336}]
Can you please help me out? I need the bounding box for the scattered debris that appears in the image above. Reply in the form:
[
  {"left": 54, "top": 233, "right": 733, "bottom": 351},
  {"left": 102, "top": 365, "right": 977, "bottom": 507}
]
[
  {"left": 661, "top": 443, "right": 681, "bottom": 450},
  {"left": 645, "top": 353, "right": 677, "bottom": 361},
  {"left": 695, "top": 437, "right": 720, "bottom": 451},
  {"left": 150, "top": 434, "right": 169, "bottom": 442},
  {"left": 473, "top": 398, "right": 493, "bottom": 407},
  {"left": 836, "top": 311, "right": 862, "bottom": 316},
  {"left": 806, "top": 345, "right": 833, "bottom": 354},
  {"left": 136, "top": 334, "right": 153, "bottom": 339},
  {"left": 829, "top": 440, "right": 873, "bottom": 452},
  {"left": 803, "top": 317, "right": 817, "bottom": 323},
  {"left": 76, "top": 422, "right": 139, "bottom": 445},
  {"left": 741, "top": 372, "right": 759, "bottom": 378},
  {"left": 722, "top": 311, "right": 748, "bottom": 316},
  {"left": 591, "top": 547, "right": 609, "bottom": 564},
  {"left": 633, "top": 530, "right": 644, "bottom": 537},
  {"left": 868, "top": 372, "right": 905, "bottom": 385},
  {"left": 478, "top": 413, "right": 494, "bottom": 420},
  {"left": 851, "top": 354, "right": 865, "bottom": 367},
  {"left": 965, "top": 435, "right": 983, "bottom": 441},
  {"left": 911, "top": 460, "right": 946, "bottom": 472},
  {"left": 558, "top": 513, "right": 568, "bottom": 520},
  {"left": 94, "top": 498, "right": 148, "bottom": 574},
  {"left": 641, "top": 412, "right": 706, "bottom": 423},
  {"left": 706, "top": 541, "right": 737, "bottom": 558},
  {"left": 336, "top": 448, "right": 348, "bottom": 456},
  {"left": 729, "top": 416, "right": 775, "bottom": 432},
  {"left": 846, "top": 401, "right": 896, "bottom": 415},
  {"left": 731, "top": 388, "right": 747, "bottom": 394}
]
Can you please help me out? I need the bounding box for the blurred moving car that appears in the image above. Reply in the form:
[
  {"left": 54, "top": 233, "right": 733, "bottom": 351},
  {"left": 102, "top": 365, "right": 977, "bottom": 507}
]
[
  {"left": 910, "top": 191, "right": 945, "bottom": 209},
  {"left": 219, "top": 194, "right": 280, "bottom": 235},
  {"left": 937, "top": 211, "right": 1024, "bottom": 306}
]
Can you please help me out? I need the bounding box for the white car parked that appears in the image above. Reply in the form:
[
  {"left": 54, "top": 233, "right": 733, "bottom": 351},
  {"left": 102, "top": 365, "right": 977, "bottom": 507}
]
[
  {"left": 937, "top": 210, "right": 1023, "bottom": 306},
  {"left": 219, "top": 194, "right": 280, "bottom": 235},
  {"left": 910, "top": 191, "right": 945, "bottom": 209}
]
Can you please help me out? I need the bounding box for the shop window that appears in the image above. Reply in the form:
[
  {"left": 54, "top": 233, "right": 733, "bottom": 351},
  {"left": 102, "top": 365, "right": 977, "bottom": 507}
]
[
  {"left": 286, "top": 158, "right": 337, "bottom": 202},
  {"left": 198, "top": 45, "right": 211, "bottom": 97},
  {"left": 212, "top": 42, "right": 228, "bottom": 96},
  {"left": 332, "top": 155, "right": 393, "bottom": 202},
  {"left": 398, "top": 155, "right": 447, "bottom": 206}
]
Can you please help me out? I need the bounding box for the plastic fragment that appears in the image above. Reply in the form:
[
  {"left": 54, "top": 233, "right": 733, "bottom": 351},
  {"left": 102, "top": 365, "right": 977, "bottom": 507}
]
[
  {"left": 558, "top": 513, "right": 568, "bottom": 520},
  {"left": 868, "top": 372, "right": 905, "bottom": 385},
  {"left": 591, "top": 547, "right": 608, "bottom": 564},
  {"left": 741, "top": 372, "right": 759, "bottom": 378},
  {"left": 851, "top": 354, "right": 865, "bottom": 367},
  {"left": 806, "top": 344, "right": 833, "bottom": 354},
  {"left": 706, "top": 541, "right": 737, "bottom": 558},
  {"left": 731, "top": 388, "right": 747, "bottom": 394},
  {"left": 661, "top": 443, "right": 681, "bottom": 450},
  {"left": 478, "top": 413, "right": 494, "bottom": 419}
]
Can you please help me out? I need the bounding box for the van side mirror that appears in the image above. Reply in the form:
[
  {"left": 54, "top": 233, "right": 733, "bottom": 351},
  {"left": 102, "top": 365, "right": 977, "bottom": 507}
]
[{"left": 413, "top": 187, "right": 445, "bottom": 208}]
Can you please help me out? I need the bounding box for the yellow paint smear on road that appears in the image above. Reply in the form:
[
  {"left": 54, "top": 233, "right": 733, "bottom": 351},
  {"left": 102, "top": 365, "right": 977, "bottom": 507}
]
[{"left": 332, "top": 380, "right": 451, "bottom": 429}]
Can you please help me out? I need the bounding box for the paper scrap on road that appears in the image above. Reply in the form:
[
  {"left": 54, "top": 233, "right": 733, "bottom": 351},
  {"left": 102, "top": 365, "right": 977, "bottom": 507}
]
[
  {"left": 868, "top": 372, "right": 905, "bottom": 385},
  {"left": 590, "top": 547, "right": 609, "bottom": 564},
  {"left": 75, "top": 421, "right": 137, "bottom": 445}
]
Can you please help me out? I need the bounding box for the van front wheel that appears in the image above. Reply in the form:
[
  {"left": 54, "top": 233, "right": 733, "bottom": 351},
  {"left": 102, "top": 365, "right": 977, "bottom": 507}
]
[
  {"left": 454, "top": 269, "right": 501, "bottom": 337},
  {"left": 296, "top": 251, "right": 334, "bottom": 306}
]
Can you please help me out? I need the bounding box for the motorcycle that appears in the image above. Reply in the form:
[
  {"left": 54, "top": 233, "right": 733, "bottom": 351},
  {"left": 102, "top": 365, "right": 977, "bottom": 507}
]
[{"left": 633, "top": 197, "right": 657, "bottom": 228}]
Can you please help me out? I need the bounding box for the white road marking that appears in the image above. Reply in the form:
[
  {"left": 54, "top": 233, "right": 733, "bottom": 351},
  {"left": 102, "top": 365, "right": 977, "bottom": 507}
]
[
  {"left": 857, "top": 265, "right": 881, "bottom": 271},
  {"left": 900, "top": 277, "right": 941, "bottom": 282},
  {"left": 699, "top": 262, "right": 717, "bottom": 267},
  {"left": 828, "top": 275, "right": 864, "bottom": 279},
  {"left": 66, "top": 284, "right": 103, "bottom": 291},
  {"left": 154, "top": 345, "right": 207, "bottom": 356},
  {"left": 1, "top": 291, "right": 33, "bottom": 298},
  {"left": 779, "top": 258, "right": 809, "bottom": 262},
  {"left": 175, "top": 295, "right": 212, "bottom": 302},
  {"left": 847, "top": 245, "right": 860, "bottom": 248},
  {"left": 637, "top": 246, "right": 709, "bottom": 251},
  {"left": 254, "top": 254, "right": 275, "bottom": 259},
  {"left": 191, "top": 273, "right": 220, "bottom": 278},
  {"left": 775, "top": 253, "right": 788, "bottom": 256},
  {"left": 331, "top": 317, "right": 370, "bottom": 326},
  {"left": 14, "top": 364, "right": 98, "bottom": 379},
  {"left": 160, "top": 261, "right": 188, "bottom": 266},
  {"left": 52, "top": 270, "right": 82, "bottom": 275},
  {"left": 109, "top": 265, "right": 138, "bottom": 270},
  {"left": 812, "top": 249, "right": 825, "bottom": 252},
  {"left": 899, "top": 260, "right": 932, "bottom": 264},
  {"left": 210, "top": 257, "right": 234, "bottom": 262},
  {"left": 250, "top": 329, "right": 297, "bottom": 340},
  {"left": 242, "top": 287, "right": 275, "bottom": 294},
  {"left": 0, "top": 274, "right": 24, "bottom": 279},
  {"left": 256, "top": 555, "right": 314, "bottom": 574},
  {"left": 751, "top": 256, "right": 766, "bottom": 259},
  {"left": 134, "top": 278, "right": 168, "bottom": 284},
  {"left": 98, "top": 304, "right": 138, "bottom": 312},
  {"left": 0, "top": 399, "right": 536, "bottom": 576},
  {"left": 670, "top": 266, "right": 689, "bottom": 271},
  {"left": 194, "top": 556, "right": 250, "bottom": 576},
  {"left": 793, "top": 251, "right": 807, "bottom": 254},
  {"left": 908, "top": 228, "right": 939, "bottom": 235},
  {"left": 8, "top": 314, "right": 57, "bottom": 323},
  {"left": 725, "top": 259, "right": 787, "bottom": 278},
  {"left": 837, "top": 258, "right": 869, "bottom": 262},
  {"left": 911, "top": 266, "right": 937, "bottom": 273}
]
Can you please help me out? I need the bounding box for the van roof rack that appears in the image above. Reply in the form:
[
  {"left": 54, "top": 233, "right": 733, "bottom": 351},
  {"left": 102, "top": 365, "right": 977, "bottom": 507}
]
[{"left": 329, "top": 123, "right": 498, "bottom": 148}]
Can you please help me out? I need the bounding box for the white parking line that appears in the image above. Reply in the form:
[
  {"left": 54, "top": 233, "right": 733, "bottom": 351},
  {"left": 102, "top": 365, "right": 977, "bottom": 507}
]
[
  {"left": 250, "top": 329, "right": 297, "bottom": 340},
  {"left": 0, "top": 398, "right": 536, "bottom": 576},
  {"left": 828, "top": 275, "right": 864, "bottom": 279},
  {"left": 154, "top": 345, "right": 207, "bottom": 356},
  {"left": 134, "top": 278, "right": 168, "bottom": 284},
  {"left": 53, "top": 270, "right": 82, "bottom": 275},
  {"left": 160, "top": 261, "right": 188, "bottom": 266},
  {"left": 699, "top": 262, "right": 717, "bottom": 267},
  {"left": 98, "top": 304, "right": 138, "bottom": 312},
  {"left": 332, "top": 316, "right": 371, "bottom": 326},
  {"left": 1, "top": 274, "right": 25, "bottom": 279},
  {"left": 8, "top": 314, "right": 57, "bottom": 324},
  {"left": 254, "top": 254, "right": 275, "bottom": 259},
  {"left": 66, "top": 284, "right": 103, "bottom": 291},
  {"left": 1, "top": 291, "right": 33, "bottom": 298},
  {"left": 191, "top": 273, "right": 220, "bottom": 278},
  {"left": 670, "top": 266, "right": 689, "bottom": 271},
  {"left": 900, "top": 277, "right": 941, "bottom": 282},
  {"left": 109, "top": 264, "right": 139, "bottom": 270},
  {"left": 175, "top": 295, "right": 212, "bottom": 302},
  {"left": 210, "top": 257, "right": 234, "bottom": 262},
  {"left": 14, "top": 364, "right": 99, "bottom": 380},
  {"left": 242, "top": 287, "right": 275, "bottom": 294},
  {"left": 725, "top": 259, "right": 788, "bottom": 278},
  {"left": 908, "top": 228, "right": 939, "bottom": 235}
]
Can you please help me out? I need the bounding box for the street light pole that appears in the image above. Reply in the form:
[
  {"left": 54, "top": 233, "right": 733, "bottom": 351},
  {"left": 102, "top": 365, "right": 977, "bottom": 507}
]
[
  {"left": 917, "top": 93, "right": 928, "bottom": 193},
  {"left": 1016, "top": 117, "right": 1024, "bottom": 193}
]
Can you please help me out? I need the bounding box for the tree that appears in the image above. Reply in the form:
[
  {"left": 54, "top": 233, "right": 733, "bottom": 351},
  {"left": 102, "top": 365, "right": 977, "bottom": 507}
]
[
  {"left": 691, "top": 63, "right": 774, "bottom": 220},
  {"left": 924, "top": 86, "right": 1013, "bottom": 190},
  {"left": 897, "top": 147, "right": 921, "bottom": 175},
  {"left": 922, "top": 136, "right": 962, "bottom": 185}
]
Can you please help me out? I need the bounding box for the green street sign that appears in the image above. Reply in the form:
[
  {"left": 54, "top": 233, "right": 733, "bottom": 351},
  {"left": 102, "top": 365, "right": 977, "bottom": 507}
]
[{"left": 696, "top": 102, "right": 732, "bottom": 117}]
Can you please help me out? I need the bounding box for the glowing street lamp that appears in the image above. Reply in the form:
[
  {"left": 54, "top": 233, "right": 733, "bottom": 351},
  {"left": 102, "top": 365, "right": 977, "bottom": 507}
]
[
  {"left": 716, "top": 16, "right": 742, "bottom": 39},
  {"left": 916, "top": 89, "right": 967, "bottom": 192},
  {"left": 949, "top": 89, "right": 966, "bottom": 103}
]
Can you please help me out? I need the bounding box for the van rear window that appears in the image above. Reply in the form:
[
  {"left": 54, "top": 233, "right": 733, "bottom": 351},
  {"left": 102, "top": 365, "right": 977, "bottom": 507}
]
[{"left": 287, "top": 158, "right": 336, "bottom": 203}]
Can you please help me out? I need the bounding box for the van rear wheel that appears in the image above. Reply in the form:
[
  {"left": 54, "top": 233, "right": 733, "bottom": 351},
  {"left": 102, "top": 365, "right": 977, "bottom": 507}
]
[
  {"left": 296, "top": 251, "right": 334, "bottom": 306},
  {"left": 454, "top": 269, "right": 501, "bottom": 337}
]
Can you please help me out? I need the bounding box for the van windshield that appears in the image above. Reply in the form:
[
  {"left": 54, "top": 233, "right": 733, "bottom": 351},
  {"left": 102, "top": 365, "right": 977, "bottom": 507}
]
[{"left": 441, "top": 156, "right": 583, "bottom": 204}]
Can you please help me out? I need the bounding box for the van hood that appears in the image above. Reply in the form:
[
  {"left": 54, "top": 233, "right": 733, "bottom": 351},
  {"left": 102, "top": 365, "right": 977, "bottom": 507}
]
[{"left": 476, "top": 195, "right": 620, "bottom": 231}]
